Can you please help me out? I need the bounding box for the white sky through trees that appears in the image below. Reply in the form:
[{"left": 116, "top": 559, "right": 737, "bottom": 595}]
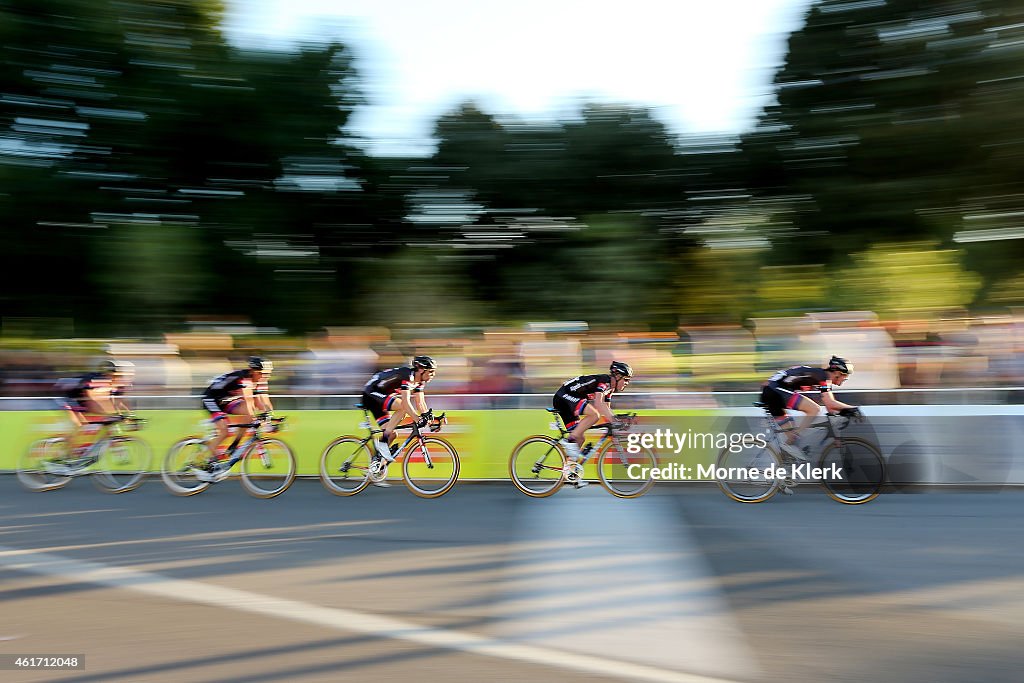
[{"left": 225, "top": 0, "right": 813, "bottom": 155}]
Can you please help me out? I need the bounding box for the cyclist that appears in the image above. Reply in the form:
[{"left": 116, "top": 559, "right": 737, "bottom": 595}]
[
  {"left": 761, "top": 355, "right": 861, "bottom": 460},
  {"left": 362, "top": 356, "right": 439, "bottom": 465},
  {"left": 201, "top": 356, "right": 275, "bottom": 456},
  {"left": 552, "top": 361, "right": 633, "bottom": 487},
  {"left": 59, "top": 359, "right": 135, "bottom": 456}
]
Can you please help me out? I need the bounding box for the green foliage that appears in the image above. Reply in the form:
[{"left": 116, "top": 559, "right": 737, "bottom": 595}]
[
  {"left": 833, "top": 241, "right": 982, "bottom": 315},
  {"left": 2, "top": 0, "right": 1021, "bottom": 335}
]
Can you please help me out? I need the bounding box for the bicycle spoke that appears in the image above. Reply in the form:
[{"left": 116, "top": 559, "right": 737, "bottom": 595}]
[
  {"left": 402, "top": 437, "right": 459, "bottom": 498},
  {"left": 509, "top": 436, "right": 566, "bottom": 497},
  {"left": 320, "top": 437, "right": 373, "bottom": 496}
]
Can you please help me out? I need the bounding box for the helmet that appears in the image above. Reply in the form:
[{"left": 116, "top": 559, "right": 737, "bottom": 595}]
[
  {"left": 609, "top": 361, "right": 633, "bottom": 378},
  {"left": 827, "top": 356, "right": 853, "bottom": 375},
  {"left": 98, "top": 359, "right": 134, "bottom": 376},
  {"left": 412, "top": 355, "right": 437, "bottom": 370},
  {"left": 248, "top": 356, "right": 273, "bottom": 373}
]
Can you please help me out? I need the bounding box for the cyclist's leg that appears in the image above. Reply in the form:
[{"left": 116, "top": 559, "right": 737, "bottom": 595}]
[
  {"left": 363, "top": 392, "right": 396, "bottom": 459},
  {"left": 380, "top": 393, "right": 408, "bottom": 444},
  {"left": 789, "top": 395, "right": 820, "bottom": 440},
  {"left": 219, "top": 397, "right": 251, "bottom": 456},
  {"left": 568, "top": 403, "right": 600, "bottom": 448},
  {"left": 552, "top": 394, "right": 582, "bottom": 453},
  {"left": 763, "top": 386, "right": 807, "bottom": 444},
  {"left": 202, "top": 396, "right": 231, "bottom": 446},
  {"left": 62, "top": 401, "right": 85, "bottom": 440}
]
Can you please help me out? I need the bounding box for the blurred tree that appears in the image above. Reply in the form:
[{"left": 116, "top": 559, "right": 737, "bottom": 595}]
[
  {"left": 832, "top": 241, "right": 981, "bottom": 316},
  {"left": 742, "top": 0, "right": 1024, "bottom": 296},
  {"left": 673, "top": 246, "right": 765, "bottom": 324},
  {"left": 0, "top": 1, "right": 387, "bottom": 334}
]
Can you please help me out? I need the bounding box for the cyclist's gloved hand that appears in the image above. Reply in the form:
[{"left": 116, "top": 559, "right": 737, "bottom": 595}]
[
  {"left": 611, "top": 420, "right": 628, "bottom": 432},
  {"left": 839, "top": 407, "right": 862, "bottom": 420},
  {"left": 415, "top": 415, "right": 431, "bottom": 429}
]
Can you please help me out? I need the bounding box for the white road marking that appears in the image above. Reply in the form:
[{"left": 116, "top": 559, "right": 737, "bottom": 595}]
[
  {"left": 0, "top": 544, "right": 744, "bottom": 683},
  {"left": 496, "top": 491, "right": 759, "bottom": 681}
]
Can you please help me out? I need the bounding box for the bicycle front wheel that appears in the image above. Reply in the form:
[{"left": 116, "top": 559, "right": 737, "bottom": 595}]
[
  {"left": 401, "top": 436, "right": 460, "bottom": 498},
  {"left": 92, "top": 437, "right": 152, "bottom": 494},
  {"left": 240, "top": 438, "right": 296, "bottom": 498},
  {"left": 17, "top": 437, "right": 72, "bottom": 492},
  {"left": 715, "top": 443, "right": 783, "bottom": 503},
  {"left": 819, "top": 437, "right": 885, "bottom": 505},
  {"left": 320, "top": 436, "right": 373, "bottom": 496},
  {"left": 509, "top": 436, "right": 566, "bottom": 498},
  {"left": 162, "top": 438, "right": 213, "bottom": 496},
  {"left": 596, "top": 440, "right": 657, "bottom": 498}
]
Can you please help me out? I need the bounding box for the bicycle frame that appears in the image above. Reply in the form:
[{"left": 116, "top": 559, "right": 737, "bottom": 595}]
[
  {"left": 356, "top": 408, "right": 444, "bottom": 469},
  {"left": 63, "top": 418, "right": 138, "bottom": 470},
  {"left": 760, "top": 408, "right": 850, "bottom": 456},
  {"left": 219, "top": 421, "right": 277, "bottom": 469},
  {"left": 529, "top": 409, "right": 634, "bottom": 474}
]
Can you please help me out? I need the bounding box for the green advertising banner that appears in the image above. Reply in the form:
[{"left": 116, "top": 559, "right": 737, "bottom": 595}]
[{"left": 2, "top": 409, "right": 734, "bottom": 481}]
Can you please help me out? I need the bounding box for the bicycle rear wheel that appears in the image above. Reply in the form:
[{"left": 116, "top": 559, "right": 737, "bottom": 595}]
[
  {"left": 92, "top": 437, "right": 151, "bottom": 494},
  {"left": 17, "top": 437, "right": 72, "bottom": 492},
  {"left": 819, "top": 437, "right": 885, "bottom": 505},
  {"left": 715, "top": 443, "right": 783, "bottom": 503},
  {"left": 402, "top": 436, "right": 460, "bottom": 498},
  {"left": 319, "top": 436, "right": 374, "bottom": 496},
  {"left": 596, "top": 440, "right": 657, "bottom": 498},
  {"left": 240, "top": 438, "right": 296, "bottom": 499},
  {"left": 162, "top": 438, "right": 213, "bottom": 496},
  {"left": 509, "top": 436, "right": 566, "bottom": 498}
]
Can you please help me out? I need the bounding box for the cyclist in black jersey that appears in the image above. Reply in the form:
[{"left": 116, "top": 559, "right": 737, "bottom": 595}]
[
  {"left": 553, "top": 361, "right": 633, "bottom": 474},
  {"left": 201, "top": 357, "right": 275, "bottom": 451},
  {"left": 60, "top": 359, "right": 135, "bottom": 438},
  {"left": 362, "top": 355, "right": 439, "bottom": 463},
  {"left": 761, "top": 355, "right": 860, "bottom": 452}
]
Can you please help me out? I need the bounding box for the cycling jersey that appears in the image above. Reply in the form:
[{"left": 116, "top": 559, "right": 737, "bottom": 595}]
[
  {"left": 555, "top": 374, "right": 614, "bottom": 400},
  {"left": 363, "top": 367, "right": 424, "bottom": 395},
  {"left": 761, "top": 366, "right": 833, "bottom": 416},
  {"left": 203, "top": 369, "right": 254, "bottom": 399},
  {"left": 361, "top": 367, "right": 425, "bottom": 424},
  {"left": 766, "top": 366, "right": 832, "bottom": 392},
  {"left": 552, "top": 374, "right": 614, "bottom": 429}
]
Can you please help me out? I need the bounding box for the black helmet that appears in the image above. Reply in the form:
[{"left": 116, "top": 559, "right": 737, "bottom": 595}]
[
  {"left": 412, "top": 355, "right": 437, "bottom": 370},
  {"left": 98, "top": 359, "right": 134, "bottom": 375},
  {"left": 609, "top": 361, "right": 633, "bottom": 378},
  {"left": 827, "top": 355, "right": 853, "bottom": 374},
  {"left": 248, "top": 356, "right": 273, "bottom": 373}
]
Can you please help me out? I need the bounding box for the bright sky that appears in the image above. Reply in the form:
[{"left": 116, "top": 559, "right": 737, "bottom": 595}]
[{"left": 225, "top": 0, "right": 813, "bottom": 156}]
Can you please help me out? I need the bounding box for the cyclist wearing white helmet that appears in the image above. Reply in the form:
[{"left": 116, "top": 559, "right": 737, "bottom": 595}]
[
  {"left": 762, "top": 355, "right": 860, "bottom": 454},
  {"left": 60, "top": 359, "right": 135, "bottom": 428},
  {"left": 362, "top": 355, "right": 439, "bottom": 463},
  {"left": 58, "top": 359, "right": 135, "bottom": 448},
  {"left": 552, "top": 361, "right": 633, "bottom": 473}
]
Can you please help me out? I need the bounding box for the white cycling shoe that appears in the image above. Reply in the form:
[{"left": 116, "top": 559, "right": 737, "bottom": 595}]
[
  {"left": 374, "top": 438, "right": 395, "bottom": 462},
  {"left": 559, "top": 438, "right": 582, "bottom": 461}
]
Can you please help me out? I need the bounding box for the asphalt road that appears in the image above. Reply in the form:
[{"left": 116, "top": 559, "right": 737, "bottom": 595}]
[{"left": 1, "top": 476, "right": 1022, "bottom": 683}]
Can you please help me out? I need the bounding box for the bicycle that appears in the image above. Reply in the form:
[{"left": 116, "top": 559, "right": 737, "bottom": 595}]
[
  {"left": 17, "top": 414, "right": 151, "bottom": 494},
  {"left": 319, "top": 406, "right": 459, "bottom": 498},
  {"left": 715, "top": 403, "right": 885, "bottom": 504},
  {"left": 161, "top": 415, "right": 295, "bottom": 498},
  {"left": 509, "top": 410, "right": 656, "bottom": 498}
]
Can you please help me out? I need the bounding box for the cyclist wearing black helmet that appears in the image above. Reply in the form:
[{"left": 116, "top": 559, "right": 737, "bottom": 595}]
[
  {"left": 201, "top": 356, "right": 275, "bottom": 452},
  {"left": 762, "top": 355, "right": 860, "bottom": 457},
  {"left": 362, "top": 355, "right": 439, "bottom": 463},
  {"left": 552, "top": 361, "right": 633, "bottom": 481}
]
